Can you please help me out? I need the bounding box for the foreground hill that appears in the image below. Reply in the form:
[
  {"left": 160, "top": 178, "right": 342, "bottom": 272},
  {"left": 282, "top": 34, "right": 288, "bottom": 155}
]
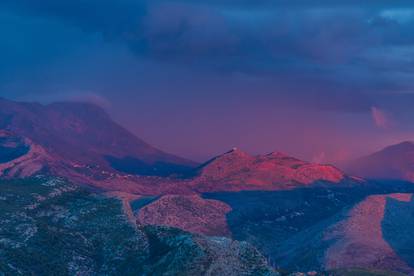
[
  {"left": 345, "top": 141, "right": 414, "bottom": 182},
  {"left": 2, "top": 177, "right": 408, "bottom": 275},
  {"left": 130, "top": 179, "right": 414, "bottom": 274},
  {"left": 0, "top": 177, "right": 276, "bottom": 275}
]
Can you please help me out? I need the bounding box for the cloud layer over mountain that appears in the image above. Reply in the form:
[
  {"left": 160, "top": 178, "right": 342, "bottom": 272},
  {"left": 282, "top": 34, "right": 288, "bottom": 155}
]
[{"left": 1, "top": 1, "right": 414, "bottom": 161}]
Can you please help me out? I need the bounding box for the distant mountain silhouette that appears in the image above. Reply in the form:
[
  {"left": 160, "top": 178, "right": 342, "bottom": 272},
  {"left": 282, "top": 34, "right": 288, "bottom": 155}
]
[{"left": 345, "top": 141, "right": 414, "bottom": 182}]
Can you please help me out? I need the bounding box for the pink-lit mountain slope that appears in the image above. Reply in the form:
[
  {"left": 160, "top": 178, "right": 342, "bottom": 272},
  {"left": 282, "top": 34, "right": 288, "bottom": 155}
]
[
  {"left": 191, "top": 148, "right": 358, "bottom": 192},
  {"left": 324, "top": 193, "right": 414, "bottom": 274}
]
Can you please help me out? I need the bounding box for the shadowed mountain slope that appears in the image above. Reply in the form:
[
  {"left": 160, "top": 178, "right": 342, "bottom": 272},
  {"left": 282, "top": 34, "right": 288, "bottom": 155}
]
[
  {"left": 345, "top": 141, "right": 414, "bottom": 182},
  {"left": 0, "top": 98, "right": 196, "bottom": 177},
  {"left": 202, "top": 183, "right": 414, "bottom": 274}
]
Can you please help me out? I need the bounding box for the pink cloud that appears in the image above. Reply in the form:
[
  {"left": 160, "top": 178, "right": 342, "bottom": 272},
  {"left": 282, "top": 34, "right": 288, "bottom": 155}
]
[
  {"left": 371, "top": 106, "right": 391, "bottom": 129},
  {"left": 39, "top": 91, "right": 112, "bottom": 109},
  {"left": 312, "top": 152, "right": 326, "bottom": 164},
  {"left": 68, "top": 92, "right": 111, "bottom": 109}
]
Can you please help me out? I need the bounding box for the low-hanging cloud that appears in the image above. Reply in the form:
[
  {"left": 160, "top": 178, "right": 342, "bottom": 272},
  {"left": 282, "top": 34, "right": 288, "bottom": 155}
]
[{"left": 371, "top": 106, "right": 392, "bottom": 129}]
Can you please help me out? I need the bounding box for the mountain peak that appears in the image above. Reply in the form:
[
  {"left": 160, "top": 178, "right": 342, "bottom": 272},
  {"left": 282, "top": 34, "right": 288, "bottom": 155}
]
[
  {"left": 265, "top": 151, "right": 295, "bottom": 159},
  {"left": 223, "top": 147, "right": 250, "bottom": 157},
  {"left": 198, "top": 148, "right": 252, "bottom": 169},
  {"left": 195, "top": 146, "right": 347, "bottom": 191}
]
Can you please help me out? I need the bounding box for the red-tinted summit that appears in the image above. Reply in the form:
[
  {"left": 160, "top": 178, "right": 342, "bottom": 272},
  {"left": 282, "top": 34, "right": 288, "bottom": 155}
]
[{"left": 193, "top": 148, "right": 347, "bottom": 192}]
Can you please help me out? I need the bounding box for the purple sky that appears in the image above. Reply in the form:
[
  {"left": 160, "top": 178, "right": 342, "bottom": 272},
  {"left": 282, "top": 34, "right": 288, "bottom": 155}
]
[{"left": 1, "top": 1, "right": 414, "bottom": 162}]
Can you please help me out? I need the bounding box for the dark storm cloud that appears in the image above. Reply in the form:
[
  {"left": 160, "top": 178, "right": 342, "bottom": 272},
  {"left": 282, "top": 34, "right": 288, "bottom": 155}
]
[
  {"left": 3, "top": 1, "right": 414, "bottom": 64},
  {"left": 2, "top": 0, "right": 414, "bottom": 161},
  {"left": 3, "top": 1, "right": 414, "bottom": 108}
]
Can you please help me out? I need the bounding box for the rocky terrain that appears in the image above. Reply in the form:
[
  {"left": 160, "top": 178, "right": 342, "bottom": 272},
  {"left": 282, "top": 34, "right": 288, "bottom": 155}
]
[
  {"left": 136, "top": 194, "right": 232, "bottom": 236},
  {"left": 1, "top": 177, "right": 407, "bottom": 275},
  {"left": 129, "top": 181, "right": 414, "bottom": 274},
  {"left": 207, "top": 180, "right": 414, "bottom": 273},
  {"left": 0, "top": 177, "right": 276, "bottom": 275},
  {"left": 324, "top": 194, "right": 414, "bottom": 274}
]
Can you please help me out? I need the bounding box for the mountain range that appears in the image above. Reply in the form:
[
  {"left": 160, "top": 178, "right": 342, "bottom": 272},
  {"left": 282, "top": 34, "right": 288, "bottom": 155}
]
[
  {"left": 0, "top": 98, "right": 360, "bottom": 194},
  {"left": 1, "top": 97, "right": 414, "bottom": 275}
]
